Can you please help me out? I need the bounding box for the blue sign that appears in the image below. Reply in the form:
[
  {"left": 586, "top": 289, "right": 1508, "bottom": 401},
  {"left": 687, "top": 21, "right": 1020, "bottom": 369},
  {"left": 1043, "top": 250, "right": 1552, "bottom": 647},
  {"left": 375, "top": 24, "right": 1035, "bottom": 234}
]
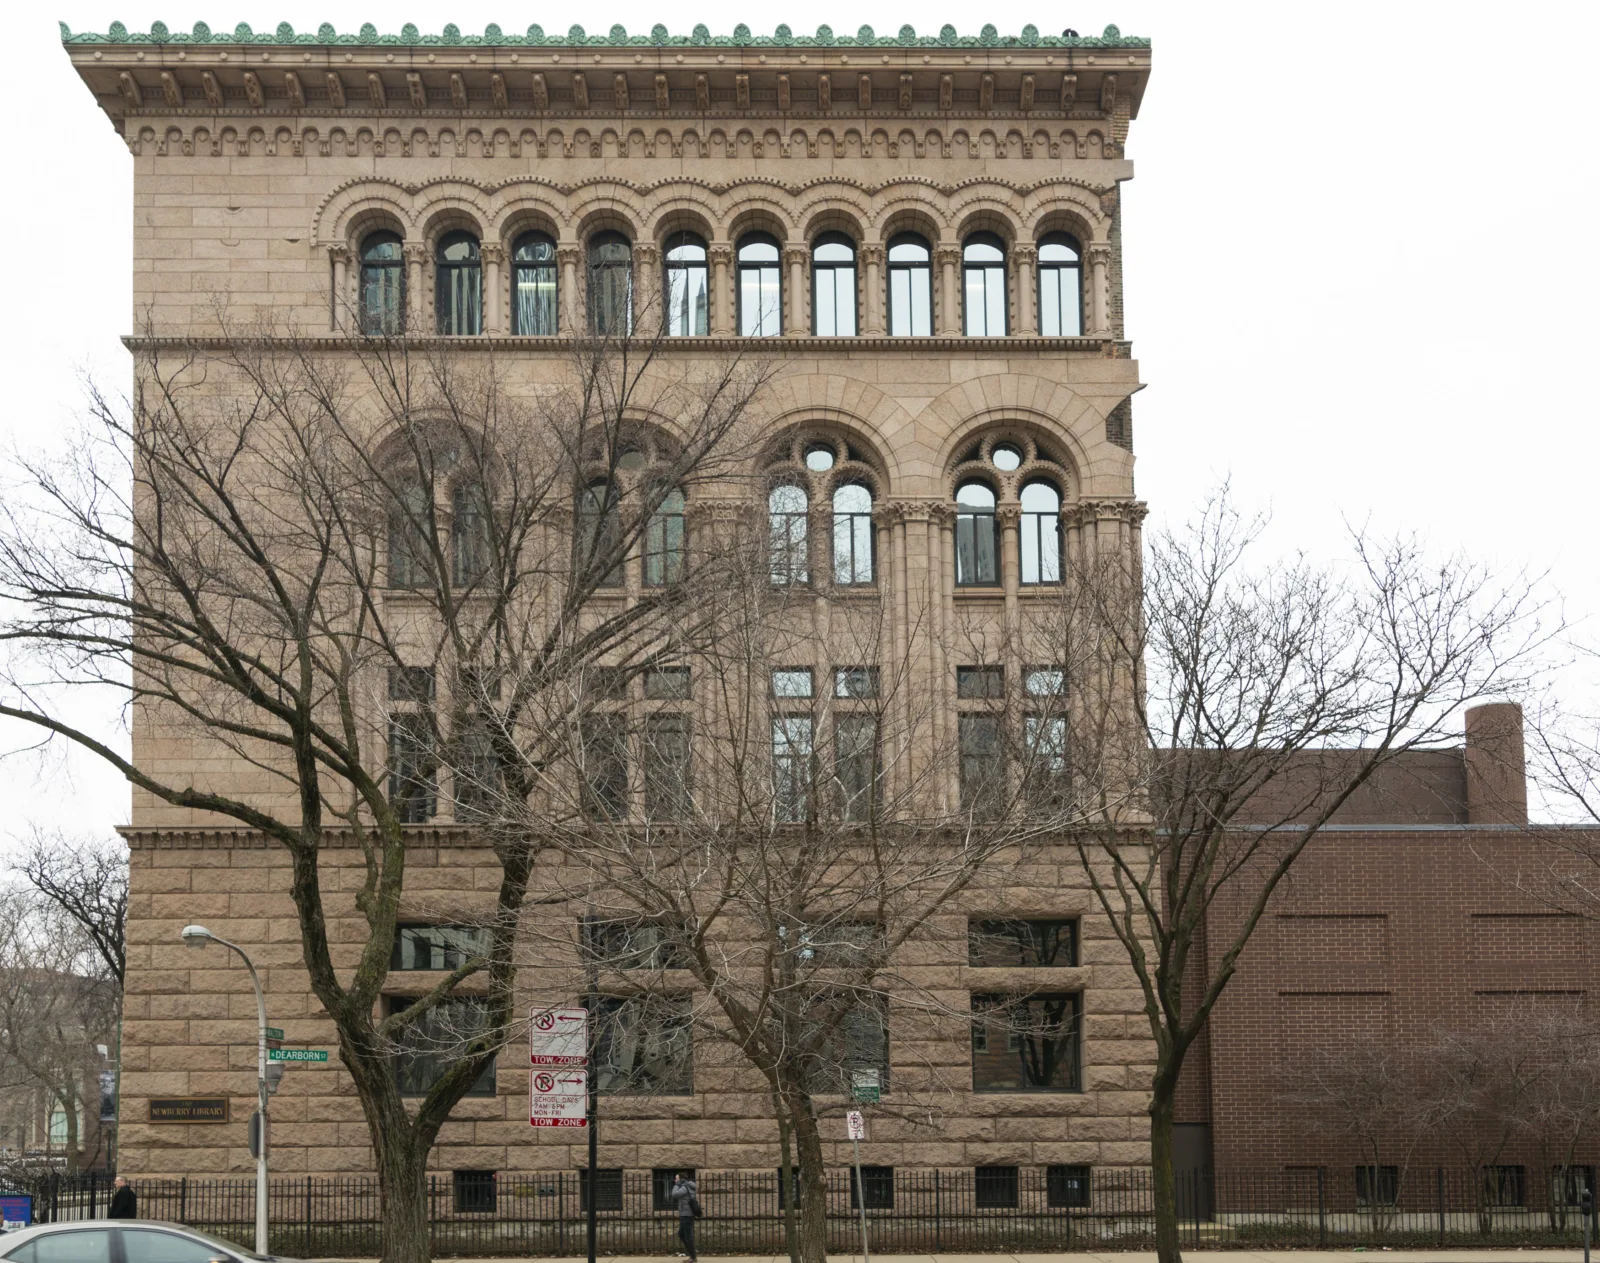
[{"left": 0, "top": 1194, "right": 32, "bottom": 1229}]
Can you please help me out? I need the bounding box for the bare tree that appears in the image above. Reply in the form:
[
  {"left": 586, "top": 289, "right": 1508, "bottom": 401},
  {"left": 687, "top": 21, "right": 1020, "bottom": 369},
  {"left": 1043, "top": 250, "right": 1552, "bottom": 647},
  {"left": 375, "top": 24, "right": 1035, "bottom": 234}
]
[
  {"left": 14, "top": 833, "right": 127, "bottom": 986},
  {"left": 1032, "top": 491, "right": 1550, "bottom": 1263},
  {"left": 0, "top": 309, "right": 772, "bottom": 1263}
]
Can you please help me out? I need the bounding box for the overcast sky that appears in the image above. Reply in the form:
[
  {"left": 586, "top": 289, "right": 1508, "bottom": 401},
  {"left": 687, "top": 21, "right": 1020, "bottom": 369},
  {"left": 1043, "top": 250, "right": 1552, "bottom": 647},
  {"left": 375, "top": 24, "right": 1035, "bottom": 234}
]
[{"left": 3, "top": 0, "right": 1596, "bottom": 845}]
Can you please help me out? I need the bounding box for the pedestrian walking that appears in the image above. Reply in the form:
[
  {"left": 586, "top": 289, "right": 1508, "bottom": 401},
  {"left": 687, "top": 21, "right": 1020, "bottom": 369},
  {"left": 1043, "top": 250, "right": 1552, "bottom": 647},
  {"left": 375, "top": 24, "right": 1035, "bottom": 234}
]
[
  {"left": 108, "top": 1176, "right": 136, "bottom": 1219},
  {"left": 669, "top": 1170, "right": 700, "bottom": 1261}
]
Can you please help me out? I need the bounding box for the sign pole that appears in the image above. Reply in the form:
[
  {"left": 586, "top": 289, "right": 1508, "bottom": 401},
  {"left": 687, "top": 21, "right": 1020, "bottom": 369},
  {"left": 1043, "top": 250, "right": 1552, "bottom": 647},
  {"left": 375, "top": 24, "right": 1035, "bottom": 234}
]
[
  {"left": 851, "top": 1133, "right": 870, "bottom": 1263},
  {"left": 586, "top": 1056, "right": 598, "bottom": 1263}
]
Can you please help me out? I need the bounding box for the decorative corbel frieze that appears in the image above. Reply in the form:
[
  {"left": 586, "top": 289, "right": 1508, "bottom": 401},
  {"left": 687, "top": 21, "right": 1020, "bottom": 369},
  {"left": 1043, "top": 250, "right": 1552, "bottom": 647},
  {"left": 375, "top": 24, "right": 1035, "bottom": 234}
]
[
  {"left": 613, "top": 73, "right": 630, "bottom": 110},
  {"left": 654, "top": 74, "right": 669, "bottom": 110},
  {"left": 200, "top": 71, "right": 223, "bottom": 108},
  {"left": 817, "top": 73, "right": 831, "bottom": 111},
  {"left": 1020, "top": 74, "right": 1035, "bottom": 111},
  {"left": 898, "top": 73, "right": 913, "bottom": 110},
  {"left": 857, "top": 73, "right": 872, "bottom": 109},
  {"left": 159, "top": 71, "right": 183, "bottom": 108},
  {"left": 325, "top": 72, "right": 345, "bottom": 109},
  {"left": 367, "top": 72, "right": 387, "bottom": 109},
  {"left": 1099, "top": 73, "right": 1118, "bottom": 113},
  {"left": 490, "top": 73, "right": 507, "bottom": 111},
  {"left": 449, "top": 73, "right": 468, "bottom": 109},
  {"left": 284, "top": 71, "right": 305, "bottom": 109},
  {"left": 694, "top": 73, "right": 709, "bottom": 111},
  {"left": 406, "top": 73, "right": 426, "bottom": 109},
  {"left": 242, "top": 71, "right": 263, "bottom": 107},
  {"left": 572, "top": 73, "right": 589, "bottom": 111},
  {"left": 1059, "top": 73, "right": 1078, "bottom": 109},
  {"left": 979, "top": 73, "right": 995, "bottom": 111},
  {"left": 118, "top": 71, "right": 143, "bottom": 109},
  {"left": 530, "top": 73, "right": 548, "bottom": 110},
  {"left": 938, "top": 74, "right": 953, "bottom": 110},
  {"left": 777, "top": 74, "right": 790, "bottom": 111},
  {"left": 735, "top": 74, "right": 750, "bottom": 109}
]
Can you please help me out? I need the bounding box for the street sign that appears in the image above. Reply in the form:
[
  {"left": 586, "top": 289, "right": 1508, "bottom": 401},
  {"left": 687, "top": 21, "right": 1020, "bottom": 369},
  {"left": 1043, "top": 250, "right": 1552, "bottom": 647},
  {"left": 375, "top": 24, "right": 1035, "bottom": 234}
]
[
  {"left": 845, "top": 1110, "right": 866, "bottom": 1140},
  {"left": 264, "top": 1027, "right": 284, "bottom": 1041},
  {"left": 851, "top": 1069, "right": 880, "bottom": 1104},
  {"left": 530, "top": 1006, "right": 588, "bottom": 1066},
  {"left": 267, "top": 1048, "right": 329, "bottom": 1063},
  {"left": 529, "top": 1067, "right": 588, "bottom": 1127}
]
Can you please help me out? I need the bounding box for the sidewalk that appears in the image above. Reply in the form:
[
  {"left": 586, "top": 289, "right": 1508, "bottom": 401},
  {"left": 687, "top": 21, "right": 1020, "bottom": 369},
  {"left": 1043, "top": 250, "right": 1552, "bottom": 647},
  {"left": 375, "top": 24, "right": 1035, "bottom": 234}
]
[{"left": 340, "top": 1252, "right": 1593, "bottom": 1263}]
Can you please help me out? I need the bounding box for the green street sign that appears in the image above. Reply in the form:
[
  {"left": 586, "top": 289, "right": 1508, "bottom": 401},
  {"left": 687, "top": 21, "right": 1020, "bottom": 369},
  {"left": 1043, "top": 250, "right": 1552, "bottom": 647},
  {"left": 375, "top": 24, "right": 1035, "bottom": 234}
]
[
  {"left": 264, "top": 1027, "right": 284, "bottom": 1041},
  {"left": 851, "top": 1070, "right": 880, "bottom": 1104},
  {"left": 268, "top": 1048, "right": 329, "bottom": 1063}
]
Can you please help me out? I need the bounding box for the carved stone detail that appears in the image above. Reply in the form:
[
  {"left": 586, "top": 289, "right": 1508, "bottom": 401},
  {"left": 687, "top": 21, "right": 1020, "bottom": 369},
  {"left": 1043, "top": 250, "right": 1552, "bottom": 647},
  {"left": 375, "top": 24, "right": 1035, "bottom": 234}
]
[
  {"left": 817, "top": 73, "right": 831, "bottom": 112},
  {"left": 613, "top": 73, "right": 630, "bottom": 111},
  {"left": 898, "top": 74, "right": 914, "bottom": 111},
  {"left": 367, "top": 72, "right": 387, "bottom": 109},
  {"left": 939, "top": 74, "right": 953, "bottom": 110},
  {"left": 284, "top": 71, "right": 305, "bottom": 110},
  {"left": 159, "top": 71, "right": 183, "bottom": 108},
  {"left": 200, "top": 71, "right": 223, "bottom": 109},
  {"left": 777, "top": 75, "right": 791, "bottom": 111},
  {"left": 530, "top": 73, "right": 548, "bottom": 110},
  {"left": 735, "top": 74, "right": 750, "bottom": 109},
  {"left": 694, "top": 74, "right": 709, "bottom": 111},
  {"left": 571, "top": 73, "right": 589, "bottom": 111},
  {"left": 654, "top": 74, "right": 669, "bottom": 111},
  {"left": 242, "top": 71, "right": 262, "bottom": 108},
  {"left": 405, "top": 73, "right": 426, "bottom": 110},
  {"left": 980, "top": 74, "right": 995, "bottom": 112},
  {"left": 858, "top": 73, "right": 872, "bottom": 110},
  {"left": 325, "top": 72, "right": 346, "bottom": 110}
]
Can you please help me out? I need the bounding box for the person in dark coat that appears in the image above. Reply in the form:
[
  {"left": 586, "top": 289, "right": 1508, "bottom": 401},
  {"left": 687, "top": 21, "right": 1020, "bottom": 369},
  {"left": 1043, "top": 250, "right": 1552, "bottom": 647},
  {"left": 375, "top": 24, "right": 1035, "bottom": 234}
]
[
  {"left": 107, "top": 1176, "right": 136, "bottom": 1219},
  {"left": 669, "top": 1170, "right": 699, "bottom": 1261}
]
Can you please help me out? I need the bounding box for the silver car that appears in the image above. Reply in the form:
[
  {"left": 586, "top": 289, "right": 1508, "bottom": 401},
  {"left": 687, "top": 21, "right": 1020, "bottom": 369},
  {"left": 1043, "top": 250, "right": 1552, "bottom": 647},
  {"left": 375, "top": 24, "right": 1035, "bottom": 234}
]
[{"left": 0, "top": 1219, "right": 302, "bottom": 1262}]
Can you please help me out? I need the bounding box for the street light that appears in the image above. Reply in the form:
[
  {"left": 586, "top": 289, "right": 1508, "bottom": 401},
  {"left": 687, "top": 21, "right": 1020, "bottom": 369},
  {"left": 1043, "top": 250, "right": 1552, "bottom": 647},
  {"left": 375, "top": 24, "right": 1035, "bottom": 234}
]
[{"left": 182, "top": 925, "right": 269, "bottom": 1256}]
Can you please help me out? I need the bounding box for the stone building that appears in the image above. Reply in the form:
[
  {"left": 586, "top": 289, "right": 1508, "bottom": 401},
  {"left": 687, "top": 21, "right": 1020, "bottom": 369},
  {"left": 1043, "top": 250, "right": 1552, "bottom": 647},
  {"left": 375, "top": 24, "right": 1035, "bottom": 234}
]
[{"left": 62, "top": 19, "right": 1158, "bottom": 1187}]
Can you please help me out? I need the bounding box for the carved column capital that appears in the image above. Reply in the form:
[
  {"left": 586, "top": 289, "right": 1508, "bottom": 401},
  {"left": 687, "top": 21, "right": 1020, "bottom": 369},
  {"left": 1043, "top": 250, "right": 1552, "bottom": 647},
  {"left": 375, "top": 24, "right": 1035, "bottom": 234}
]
[
  {"left": 707, "top": 243, "right": 734, "bottom": 267},
  {"left": 402, "top": 243, "right": 428, "bottom": 266},
  {"left": 782, "top": 245, "right": 810, "bottom": 269},
  {"left": 858, "top": 243, "right": 886, "bottom": 268},
  {"left": 1077, "top": 497, "right": 1148, "bottom": 525},
  {"left": 479, "top": 242, "right": 505, "bottom": 266},
  {"left": 928, "top": 502, "right": 958, "bottom": 528},
  {"left": 1012, "top": 242, "right": 1038, "bottom": 264},
  {"left": 633, "top": 242, "right": 661, "bottom": 267},
  {"left": 995, "top": 504, "right": 1022, "bottom": 529},
  {"left": 327, "top": 243, "right": 352, "bottom": 264},
  {"left": 556, "top": 244, "right": 585, "bottom": 268},
  {"left": 1087, "top": 243, "right": 1114, "bottom": 268},
  {"left": 934, "top": 243, "right": 962, "bottom": 268}
]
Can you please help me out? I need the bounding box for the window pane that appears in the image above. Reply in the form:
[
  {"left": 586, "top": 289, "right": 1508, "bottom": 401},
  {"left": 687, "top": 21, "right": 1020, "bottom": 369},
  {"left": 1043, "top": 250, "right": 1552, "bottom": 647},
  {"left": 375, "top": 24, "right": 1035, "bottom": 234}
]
[
  {"left": 1047, "top": 1166, "right": 1092, "bottom": 1209},
  {"left": 835, "top": 666, "right": 880, "bottom": 699},
  {"left": 971, "top": 994, "right": 1080, "bottom": 1092},
  {"left": 1025, "top": 667, "right": 1065, "bottom": 697},
  {"left": 968, "top": 919, "right": 1078, "bottom": 968},
  {"left": 833, "top": 270, "right": 858, "bottom": 335},
  {"left": 974, "top": 1166, "right": 1019, "bottom": 1209},
  {"left": 515, "top": 263, "right": 558, "bottom": 334},
  {"left": 959, "top": 714, "right": 1004, "bottom": 818},
  {"left": 964, "top": 268, "right": 987, "bottom": 335},
  {"left": 581, "top": 713, "right": 629, "bottom": 820},
  {"left": 37, "top": 1232, "right": 111, "bottom": 1263},
  {"left": 985, "top": 266, "right": 1006, "bottom": 333},
  {"left": 798, "top": 991, "right": 888, "bottom": 1093},
  {"left": 772, "top": 669, "right": 814, "bottom": 698},
  {"left": 122, "top": 1230, "right": 216, "bottom": 1263},
  {"left": 815, "top": 269, "right": 838, "bottom": 337},
  {"left": 834, "top": 714, "right": 881, "bottom": 822},
  {"left": 389, "top": 713, "right": 437, "bottom": 823},
  {"left": 589, "top": 995, "right": 694, "bottom": 1094},
  {"left": 667, "top": 263, "right": 709, "bottom": 336},
  {"left": 741, "top": 265, "right": 782, "bottom": 336},
  {"left": 956, "top": 666, "right": 1004, "bottom": 699},
  {"left": 578, "top": 1169, "right": 624, "bottom": 1212},
  {"left": 850, "top": 1166, "right": 896, "bottom": 1210},
  {"left": 392, "top": 924, "right": 492, "bottom": 971},
  {"left": 1040, "top": 268, "right": 1062, "bottom": 337},
  {"left": 773, "top": 716, "right": 814, "bottom": 822},
  {"left": 644, "top": 667, "right": 691, "bottom": 700},
  {"left": 582, "top": 919, "right": 686, "bottom": 969},
  {"left": 644, "top": 713, "right": 691, "bottom": 820},
  {"left": 391, "top": 996, "right": 495, "bottom": 1096}
]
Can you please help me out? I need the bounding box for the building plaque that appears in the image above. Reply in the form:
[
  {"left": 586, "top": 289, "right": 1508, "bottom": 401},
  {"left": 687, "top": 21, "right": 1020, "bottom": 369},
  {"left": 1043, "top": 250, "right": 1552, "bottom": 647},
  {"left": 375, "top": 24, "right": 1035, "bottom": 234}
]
[{"left": 147, "top": 1097, "right": 230, "bottom": 1124}]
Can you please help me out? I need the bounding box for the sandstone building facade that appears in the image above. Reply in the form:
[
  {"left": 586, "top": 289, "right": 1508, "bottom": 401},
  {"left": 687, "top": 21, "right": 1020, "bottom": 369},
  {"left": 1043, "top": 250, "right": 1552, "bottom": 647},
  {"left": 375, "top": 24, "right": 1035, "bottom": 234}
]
[{"left": 64, "top": 19, "right": 1158, "bottom": 1186}]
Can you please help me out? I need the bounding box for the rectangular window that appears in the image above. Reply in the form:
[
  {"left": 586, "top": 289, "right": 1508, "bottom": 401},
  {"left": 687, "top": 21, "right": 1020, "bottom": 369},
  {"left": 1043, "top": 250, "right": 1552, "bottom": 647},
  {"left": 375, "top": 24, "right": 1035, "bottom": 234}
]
[
  {"left": 581, "top": 712, "right": 629, "bottom": 821},
  {"left": 454, "top": 1170, "right": 497, "bottom": 1214},
  {"left": 773, "top": 715, "right": 814, "bottom": 823},
  {"left": 959, "top": 715, "right": 1004, "bottom": 819},
  {"left": 578, "top": 1167, "right": 625, "bottom": 1213},
  {"left": 389, "top": 666, "right": 436, "bottom": 703},
  {"left": 1553, "top": 1166, "right": 1596, "bottom": 1206},
  {"left": 1024, "top": 666, "right": 1066, "bottom": 697},
  {"left": 588, "top": 995, "right": 694, "bottom": 1095},
  {"left": 588, "top": 665, "right": 631, "bottom": 700},
  {"left": 644, "top": 713, "right": 692, "bottom": 820},
  {"left": 971, "top": 993, "right": 1081, "bottom": 1093},
  {"left": 1024, "top": 714, "right": 1070, "bottom": 807},
  {"left": 1484, "top": 1165, "right": 1526, "bottom": 1207},
  {"left": 850, "top": 1166, "right": 895, "bottom": 1210},
  {"left": 453, "top": 712, "right": 500, "bottom": 822},
  {"left": 390, "top": 996, "right": 495, "bottom": 1096},
  {"left": 392, "top": 924, "right": 492, "bottom": 971},
  {"left": 771, "top": 668, "right": 814, "bottom": 698},
  {"left": 834, "top": 714, "right": 882, "bottom": 823},
  {"left": 581, "top": 919, "right": 687, "bottom": 970},
  {"left": 389, "top": 713, "right": 437, "bottom": 824},
  {"left": 1355, "top": 1165, "right": 1399, "bottom": 1208},
  {"left": 800, "top": 991, "right": 889, "bottom": 1095},
  {"left": 644, "top": 666, "right": 691, "bottom": 700},
  {"left": 1047, "top": 1165, "right": 1092, "bottom": 1209},
  {"left": 834, "top": 666, "right": 880, "bottom": 699},
  {"left": 974, "top": 1166, "right": 1019, "bottom": 1209},
  {"left": 957, "top": 665, "right": 1005, "bottom": 699},
  {"left": 653, "top": 1168, "right": 697, "bottom": 1212},
  {"left": 967, "top": 919, "right": 1078, "bottom": 968}
]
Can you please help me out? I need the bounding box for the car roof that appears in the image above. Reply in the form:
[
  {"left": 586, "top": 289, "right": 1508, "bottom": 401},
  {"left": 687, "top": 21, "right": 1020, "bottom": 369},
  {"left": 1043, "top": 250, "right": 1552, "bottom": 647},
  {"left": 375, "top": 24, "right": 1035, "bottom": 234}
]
[{"left": 1, "top": 1221, "right": 283, "bottom": 1257}]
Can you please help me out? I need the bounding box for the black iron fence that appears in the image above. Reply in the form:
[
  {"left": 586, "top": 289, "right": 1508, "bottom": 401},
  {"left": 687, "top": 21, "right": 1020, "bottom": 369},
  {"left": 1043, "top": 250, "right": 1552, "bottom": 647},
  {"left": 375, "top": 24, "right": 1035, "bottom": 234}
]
[{"left": 12, "top": 1165, "right": 1600, "bottom": 1258}]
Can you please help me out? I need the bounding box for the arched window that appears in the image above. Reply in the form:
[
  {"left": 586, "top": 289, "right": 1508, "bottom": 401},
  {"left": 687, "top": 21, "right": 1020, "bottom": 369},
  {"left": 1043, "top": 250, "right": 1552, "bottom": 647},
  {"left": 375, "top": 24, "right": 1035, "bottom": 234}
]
[
  {"left": 1019, "top": 482, "right": 1062, "bottom": 585},
  {"left": 962, "top": 233, "right": 1008, "bottom": 336},
  {"left": 954, "top": 482, "right": 999, "bottom": 586},
  {"left": 663, "top": 232, "right": 710, "bottom": 337},
  {"left": 1037, "top": 234, "right": 1082, "bottom": 337},
  {"left": 832, "top": 483, "right": 874, "bottom": 585},
  {"left": 388, "top": 479, "right": 430, "bottom": 588},
  {"left": 511, "top": 232, "right": 558, "bottom": 335},
  {"left": 886, "top": 234, "right": 932, "bottom": 337},
  {"left": 768, "top": 484, "right": 809, "bottom": 585},
  {"left": 577, "top": 481, "right": 623, "bottom": 587},
  {"left": 452, "top": 482, "right": 491, "bottom": 587},
  {"left": 588, "top": 233, "right": 633, "bottom": 336},
  {"left": 435, "top": 232, "right": 482, "bottom": 336},
  {"left": 644, "top": 488, "right": 686, "bottom": 587},
  {"left": 737, "top": 233, "right": 783, "bottom": 337},
  {"left": 812, "top": 234, "right": 857, "bottom": 337},
  {"left": 359, "top": 231, "right": 405, "bottom": 335}
]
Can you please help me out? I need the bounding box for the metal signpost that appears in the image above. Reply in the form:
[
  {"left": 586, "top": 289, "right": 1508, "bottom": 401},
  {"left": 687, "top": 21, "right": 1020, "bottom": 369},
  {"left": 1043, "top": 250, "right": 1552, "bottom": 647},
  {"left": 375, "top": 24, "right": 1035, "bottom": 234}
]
[
  {"left": 846, "top": 1110, "right": 870, "bottom": 1263},
  {"left": 531, "top": 1006, "right": 595, "bottom": 1263}
]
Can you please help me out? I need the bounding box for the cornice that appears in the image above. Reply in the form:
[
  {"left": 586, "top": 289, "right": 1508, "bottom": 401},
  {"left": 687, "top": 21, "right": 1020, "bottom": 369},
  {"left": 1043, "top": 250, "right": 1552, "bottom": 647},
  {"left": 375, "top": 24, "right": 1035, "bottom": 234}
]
[
  {"left": 62, "top": 21, "right": 1149, "bottom": 51},
  {"left": 119, "top": 824, "right": 480, "bottom": 849}
]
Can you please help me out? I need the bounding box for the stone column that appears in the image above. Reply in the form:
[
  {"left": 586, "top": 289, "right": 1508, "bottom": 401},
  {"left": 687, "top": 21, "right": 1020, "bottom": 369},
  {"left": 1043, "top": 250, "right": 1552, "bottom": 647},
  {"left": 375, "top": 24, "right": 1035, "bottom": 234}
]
[
  {"left": 557, "top": 244, "right": 583, "bottom": 335},
  {"left": 1088, "top": 242, "right": 1112, "bottom": 336},
  {"left": 480, "top": 242, "right": 504, "bottom": 335},
  {"left": 633, "top": 242, "right": 661, "bottom": 336},
  {"left": 328, "top": 245, "right": 350, "bottom": 332},
  {"left": 1013, "top": 243, "right": 1037, "bottom": 336},
  {"left": 935, "top": 244, "right": 961, "bottom": 335},
  {"left": 929, "top": 501, "right": 958, "bottom": 813},
  {"left": 784, "top": 245, "right": 808, "bottom": 336},
  {"left": 860, "top": 244, "right": 885, "bottom": 336},
  {"left": 403, "top": 243, "right": 427, "bottom": 334},
  {"left": 708, "top": 244, "right": 733, "bottom": 335},
  {"left": 997, "top": 503, "right": 1022, "bottom": 643}
]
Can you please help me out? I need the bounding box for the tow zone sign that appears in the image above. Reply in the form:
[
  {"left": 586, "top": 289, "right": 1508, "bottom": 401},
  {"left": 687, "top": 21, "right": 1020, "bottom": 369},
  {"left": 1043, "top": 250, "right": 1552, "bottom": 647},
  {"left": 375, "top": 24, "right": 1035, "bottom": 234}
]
[
  {"left": 529, "top": 1006, "right": 588, "bottom": 1066},
  {"left": 530, "top": 1068, "right": 588, "bottom": 1128}
]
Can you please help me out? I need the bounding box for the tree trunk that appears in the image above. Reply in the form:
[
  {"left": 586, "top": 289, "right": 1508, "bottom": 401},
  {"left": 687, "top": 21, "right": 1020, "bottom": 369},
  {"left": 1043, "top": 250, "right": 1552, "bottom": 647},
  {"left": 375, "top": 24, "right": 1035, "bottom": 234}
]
[
  {"left": 373, "top": 1124, "right": 431, "bottom": 1263},
  {"left": 786, "top": 1094, "right": 830, "bottom": 1263},
  {"left": 1149, "top": 1078, "right": 1182, "bottom": 1263},
  {"left": 774, "top": 1095, "right": 800, "bottom": 1263}
]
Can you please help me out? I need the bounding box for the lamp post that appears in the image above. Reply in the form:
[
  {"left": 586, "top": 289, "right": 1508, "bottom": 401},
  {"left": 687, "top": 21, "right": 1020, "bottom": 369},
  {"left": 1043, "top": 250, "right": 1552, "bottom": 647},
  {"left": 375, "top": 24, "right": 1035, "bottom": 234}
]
[{"left": 181, "top": 924, "right": 268, "bottom": 1256}]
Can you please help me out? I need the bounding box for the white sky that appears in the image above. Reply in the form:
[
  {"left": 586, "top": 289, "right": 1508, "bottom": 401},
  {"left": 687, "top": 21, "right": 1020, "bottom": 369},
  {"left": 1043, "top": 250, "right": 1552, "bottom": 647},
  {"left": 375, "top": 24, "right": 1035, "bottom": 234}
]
[{"left": 3, "top": 0, "right": 1597, "bottom": 845}]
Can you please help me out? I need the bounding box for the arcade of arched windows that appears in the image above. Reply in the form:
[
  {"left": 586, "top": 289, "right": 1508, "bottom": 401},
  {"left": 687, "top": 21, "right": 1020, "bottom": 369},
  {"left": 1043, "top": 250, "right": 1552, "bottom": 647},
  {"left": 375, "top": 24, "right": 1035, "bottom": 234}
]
[{"left": 333, "top": 192, "right": 1113, "bottom": 340}]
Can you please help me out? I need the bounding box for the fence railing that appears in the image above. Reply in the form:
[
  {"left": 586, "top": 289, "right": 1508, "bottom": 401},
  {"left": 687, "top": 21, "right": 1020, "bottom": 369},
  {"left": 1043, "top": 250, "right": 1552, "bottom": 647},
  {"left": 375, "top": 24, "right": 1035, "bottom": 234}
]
[{"left": 13, "top": 1165, "right": 1600, "bottom": 1258}]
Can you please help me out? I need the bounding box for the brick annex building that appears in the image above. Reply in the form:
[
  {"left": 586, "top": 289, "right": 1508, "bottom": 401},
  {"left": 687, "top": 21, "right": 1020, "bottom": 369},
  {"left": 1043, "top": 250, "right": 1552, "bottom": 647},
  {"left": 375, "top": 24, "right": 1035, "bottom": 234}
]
[{"left": 64, "top": 18, "right": 1158, "bottom": 1185}]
